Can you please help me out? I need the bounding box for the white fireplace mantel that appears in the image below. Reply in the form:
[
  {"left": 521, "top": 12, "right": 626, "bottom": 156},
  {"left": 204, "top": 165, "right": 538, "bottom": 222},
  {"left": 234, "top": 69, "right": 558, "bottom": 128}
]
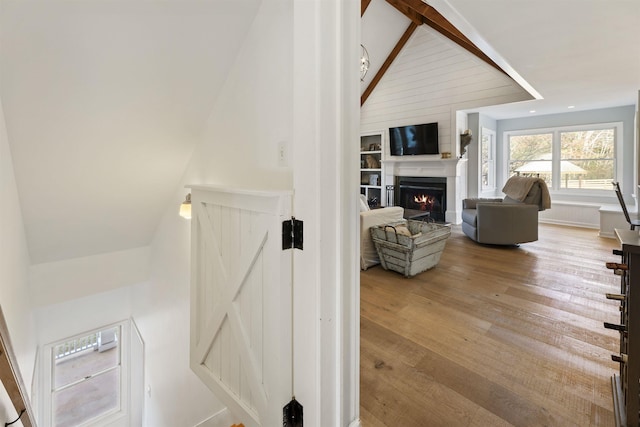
[
  {"left": 383, "top": 157, "right": 468, "bottom": 224},
  {"left": 383, "top": 157, "right": 464, "bottom": 178}
]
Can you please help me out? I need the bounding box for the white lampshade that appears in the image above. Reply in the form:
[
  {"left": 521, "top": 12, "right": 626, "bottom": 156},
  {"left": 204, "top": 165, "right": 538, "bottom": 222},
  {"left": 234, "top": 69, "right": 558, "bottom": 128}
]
[{"left": 179, "top": 193, "right": 191, "bottom": 219}]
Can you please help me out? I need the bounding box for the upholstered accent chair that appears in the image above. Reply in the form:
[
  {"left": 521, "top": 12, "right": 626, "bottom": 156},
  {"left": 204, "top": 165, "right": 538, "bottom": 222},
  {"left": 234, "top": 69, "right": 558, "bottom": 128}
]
[
  {"left": 359, "top": 195, "right": 404, "bottom": 270},
  {"left": 461, "top": 176, "right": 551, "bottom": 245}
]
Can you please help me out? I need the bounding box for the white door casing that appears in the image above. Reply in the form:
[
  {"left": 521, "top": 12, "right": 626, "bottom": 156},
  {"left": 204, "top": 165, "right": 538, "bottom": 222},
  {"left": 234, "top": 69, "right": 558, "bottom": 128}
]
[
  {"left": 130, "top": 319, "right": 144, "bottom": 427},
  {"left": 188, "top": 185, "right": 293, "bottom": 427}
]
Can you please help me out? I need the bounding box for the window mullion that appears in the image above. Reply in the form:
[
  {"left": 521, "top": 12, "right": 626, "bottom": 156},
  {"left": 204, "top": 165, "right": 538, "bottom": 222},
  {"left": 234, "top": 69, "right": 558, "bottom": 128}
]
[{"left": 552, "top": 131, "right": 561, "bottom": 190}]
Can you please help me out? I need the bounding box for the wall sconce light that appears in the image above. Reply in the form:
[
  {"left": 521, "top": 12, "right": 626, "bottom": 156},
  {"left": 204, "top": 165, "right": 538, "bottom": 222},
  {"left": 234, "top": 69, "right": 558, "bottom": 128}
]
[{"left": 179, "top": 193, "right": 191, "bottom": 219}]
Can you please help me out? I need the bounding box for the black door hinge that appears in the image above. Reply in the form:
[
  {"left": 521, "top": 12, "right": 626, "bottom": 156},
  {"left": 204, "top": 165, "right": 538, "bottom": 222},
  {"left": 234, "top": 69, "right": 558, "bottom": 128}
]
[
  {"left": 282, "top": 217, "right": 303, "bottom": 250},
  {"left": 283, "top": 397, "right": 303, "bottom": 427}
]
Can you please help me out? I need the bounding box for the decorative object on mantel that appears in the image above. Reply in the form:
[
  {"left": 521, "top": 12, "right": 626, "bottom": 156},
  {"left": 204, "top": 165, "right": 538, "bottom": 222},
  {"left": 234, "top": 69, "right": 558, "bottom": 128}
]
[
  {"left": 441, "top": 152, "right": 451, "bottom": 159},
  {"left": 459, "top": 129, "right": 472, "bottom": 158},
  {"left": 360, "top": 44, "right": 370, "bottom": 82}
]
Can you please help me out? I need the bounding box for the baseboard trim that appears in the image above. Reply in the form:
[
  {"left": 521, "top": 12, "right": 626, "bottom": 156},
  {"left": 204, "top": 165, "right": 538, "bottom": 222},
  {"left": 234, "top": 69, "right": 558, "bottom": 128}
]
[
  {"left": 539, "top": 218, "right": 599, "bottom": 230},
  {"left": 599, "top": 231, "right": 617, "bottom": 239},
  {"left": 196, "top": 410, "right": 361, "bottom": 427},
  {"left": 194, "top": 408, "right": 234, "bottom": 427}
]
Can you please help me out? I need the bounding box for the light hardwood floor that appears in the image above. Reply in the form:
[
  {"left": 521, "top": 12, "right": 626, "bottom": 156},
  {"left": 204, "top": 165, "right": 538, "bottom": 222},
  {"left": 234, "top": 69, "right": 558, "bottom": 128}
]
[{"left": 360, "top": 223, "right": 622, "bottom": 427}]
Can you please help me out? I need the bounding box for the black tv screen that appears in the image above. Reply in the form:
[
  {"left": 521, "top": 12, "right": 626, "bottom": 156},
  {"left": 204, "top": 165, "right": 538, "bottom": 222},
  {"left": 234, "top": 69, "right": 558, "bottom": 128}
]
[{"left": 389, "top": 122, "right": 439, "bottom": 156}]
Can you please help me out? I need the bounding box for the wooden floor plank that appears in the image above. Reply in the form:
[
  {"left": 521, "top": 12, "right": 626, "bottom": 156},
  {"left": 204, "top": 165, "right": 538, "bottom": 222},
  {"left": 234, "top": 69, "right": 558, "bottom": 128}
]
[
  {"left": 361, "top": 224, "right": 618, "bottom": 427},
  {"left": 361, "top": 319, "right": 489, "bottom": 426}
]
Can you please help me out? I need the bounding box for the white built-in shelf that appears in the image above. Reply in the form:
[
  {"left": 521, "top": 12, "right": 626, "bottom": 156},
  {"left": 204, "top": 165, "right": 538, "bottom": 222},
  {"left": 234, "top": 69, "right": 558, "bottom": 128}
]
[{"left": 360, "top": 133, "right": 384, "bottom": 207}]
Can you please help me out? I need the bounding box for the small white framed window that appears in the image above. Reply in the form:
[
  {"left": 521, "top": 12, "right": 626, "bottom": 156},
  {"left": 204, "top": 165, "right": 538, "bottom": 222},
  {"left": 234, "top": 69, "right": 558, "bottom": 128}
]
[
  {"left": 42, "top": 321, "right": 130, "bottom": 427},
  {"left": 480, "top": 127, "right": 496, "bottom": 193}
]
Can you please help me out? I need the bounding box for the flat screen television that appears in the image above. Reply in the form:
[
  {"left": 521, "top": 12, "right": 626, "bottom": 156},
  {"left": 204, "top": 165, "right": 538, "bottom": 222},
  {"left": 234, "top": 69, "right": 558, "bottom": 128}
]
[{"left": 389, "top": 122, "right": 439, "bottom": 156}]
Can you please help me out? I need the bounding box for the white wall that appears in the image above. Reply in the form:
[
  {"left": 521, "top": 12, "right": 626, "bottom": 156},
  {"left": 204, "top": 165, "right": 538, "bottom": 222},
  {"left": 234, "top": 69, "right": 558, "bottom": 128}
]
[
  {"left": 0, "top": 98, "right": 37, "bottom": 415},
  {"left": 30, "top": 246, "right": 150, "bottom": 307},
  {"left": 183, "top": 0, "right": 293, "bottom": 190},
  {"left": 129, "top": 0, "right": 295, "bottom": 425},
  {"left": 130, "top": 205, "right": 223, "bottom": 427},
  {"left": 35, "top": 287, "right": 133, "bottom": 349}
]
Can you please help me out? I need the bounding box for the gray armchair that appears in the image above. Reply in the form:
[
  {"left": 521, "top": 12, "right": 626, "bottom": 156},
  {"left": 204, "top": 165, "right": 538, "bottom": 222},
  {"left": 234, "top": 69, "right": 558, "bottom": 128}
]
[{"left": 461, "top": 177, "right": 550, "bottom": 245}]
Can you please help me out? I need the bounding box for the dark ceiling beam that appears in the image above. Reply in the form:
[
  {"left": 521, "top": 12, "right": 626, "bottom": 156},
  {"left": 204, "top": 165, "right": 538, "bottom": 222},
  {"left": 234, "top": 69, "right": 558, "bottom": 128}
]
[
  {"left": 361, "top": 22, "right": 418, "bottom": 106},
  {"left": 386, "top": 0, "right": 423, "bottom": 25},
  {"left": 361, "top": 0, "right": 372, "bottom": 16},
  {"left": 385, "top": 0, "right": 505, "bottom": 74},
  {"left": 361, "top": 0, "right": 508, "bottom": 106}
]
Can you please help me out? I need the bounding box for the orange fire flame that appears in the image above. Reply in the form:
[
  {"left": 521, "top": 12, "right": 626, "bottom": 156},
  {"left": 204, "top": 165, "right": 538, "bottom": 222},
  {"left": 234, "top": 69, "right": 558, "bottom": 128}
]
[{"left": 414, "top": 194, "right": 435, "bottom": 211}]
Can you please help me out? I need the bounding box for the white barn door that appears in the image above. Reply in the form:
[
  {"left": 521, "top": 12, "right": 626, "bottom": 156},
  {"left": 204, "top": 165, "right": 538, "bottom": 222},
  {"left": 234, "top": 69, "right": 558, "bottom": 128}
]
[{"left": 188, "top": 186, "right": 293, "bottom": 427}]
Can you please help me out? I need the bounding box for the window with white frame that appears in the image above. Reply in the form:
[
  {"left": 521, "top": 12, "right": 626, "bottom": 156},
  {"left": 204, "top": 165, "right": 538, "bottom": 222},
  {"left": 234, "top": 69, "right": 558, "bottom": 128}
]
[
  {"left": 480, "top": 128, "right": 496, "bottom": 193},
  {"left": 43, "top": 322, "right": 128, "bottom": 427},
  {"left": 506, "top": 122, "right": 621, "bottom": 192}
]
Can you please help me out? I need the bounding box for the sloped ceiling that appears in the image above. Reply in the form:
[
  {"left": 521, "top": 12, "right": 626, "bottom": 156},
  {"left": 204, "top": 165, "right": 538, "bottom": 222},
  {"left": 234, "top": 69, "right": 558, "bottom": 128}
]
[
  {"left": 1, "top": 0, "right": 260, "bottom": 264},
  {"left": 360, "top": 25, "right": 534, "bottom": 135},
  {"left": 443, "top": 0, "right": 640, "bottom": 119},
  {"left": 361, "top": 0, "right": 410, "bottom": 92},
  {"left": 362, "top": 0, "right": 640, "bottom": 119}
]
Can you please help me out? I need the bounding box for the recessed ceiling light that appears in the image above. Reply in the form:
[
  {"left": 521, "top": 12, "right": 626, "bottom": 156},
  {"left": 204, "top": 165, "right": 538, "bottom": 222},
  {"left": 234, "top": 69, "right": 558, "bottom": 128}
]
[
  {"left": 568, "top": 105, "right": 575, "bottom": 109},
  {"left": 529, "top": 110, "right": 536, "bottom": 113}
]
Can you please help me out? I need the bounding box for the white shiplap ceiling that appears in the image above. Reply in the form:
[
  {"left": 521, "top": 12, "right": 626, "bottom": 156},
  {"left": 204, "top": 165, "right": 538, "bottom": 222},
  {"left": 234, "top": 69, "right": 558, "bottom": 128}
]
[
  {"left": 1, "top": 0, "right": 260, "bottom": 264},
  {"left": 362, "top": 0, "right": 640, "bottom": 119}
]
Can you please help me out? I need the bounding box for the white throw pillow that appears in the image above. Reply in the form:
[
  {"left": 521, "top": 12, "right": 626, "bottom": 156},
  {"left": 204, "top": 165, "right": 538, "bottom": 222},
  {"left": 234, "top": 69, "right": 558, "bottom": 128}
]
[{"left": 359, "top": 194, "right": 370, "bottom": 212}]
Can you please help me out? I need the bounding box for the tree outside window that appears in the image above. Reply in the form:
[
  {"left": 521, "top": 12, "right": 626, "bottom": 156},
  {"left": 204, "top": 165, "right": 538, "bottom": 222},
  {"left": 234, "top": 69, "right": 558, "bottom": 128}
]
[
  {"left": 560, "top": 129, "right": 614, "bottom": 189},
  {"left": 507, "top": 124, "right": 618, "bottom": 192},
  {"left": 508, "top": 133, "right": 553, "bottom": 187}
]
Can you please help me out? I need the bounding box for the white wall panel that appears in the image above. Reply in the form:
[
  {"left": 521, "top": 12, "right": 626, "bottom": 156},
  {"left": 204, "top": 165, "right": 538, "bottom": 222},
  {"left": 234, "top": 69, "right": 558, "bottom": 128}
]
[
  {"left": 29, "top": 247, "right": 150, "bottom": 308},
  {"left": 0, "top": 97, "right": 37, "bottom": 405},
  {"left": 361, "top": 25, "right": 533, "bottom": 157}
]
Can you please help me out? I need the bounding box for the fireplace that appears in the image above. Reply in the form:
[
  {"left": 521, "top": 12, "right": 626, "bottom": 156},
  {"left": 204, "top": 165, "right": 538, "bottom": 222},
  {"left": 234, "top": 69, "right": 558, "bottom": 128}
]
[
  {"left": 384, "top": 157, "right": 464, "bottom": 224},
  {"left": 394, "top": 176, "right": 447, "bottom": 222}
]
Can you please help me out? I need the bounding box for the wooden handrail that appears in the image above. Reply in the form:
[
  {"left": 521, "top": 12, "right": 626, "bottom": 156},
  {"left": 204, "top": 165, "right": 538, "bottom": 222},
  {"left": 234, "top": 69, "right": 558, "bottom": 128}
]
[{"left": 0, "top": 307, "right": 37, "bottom": 427}]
